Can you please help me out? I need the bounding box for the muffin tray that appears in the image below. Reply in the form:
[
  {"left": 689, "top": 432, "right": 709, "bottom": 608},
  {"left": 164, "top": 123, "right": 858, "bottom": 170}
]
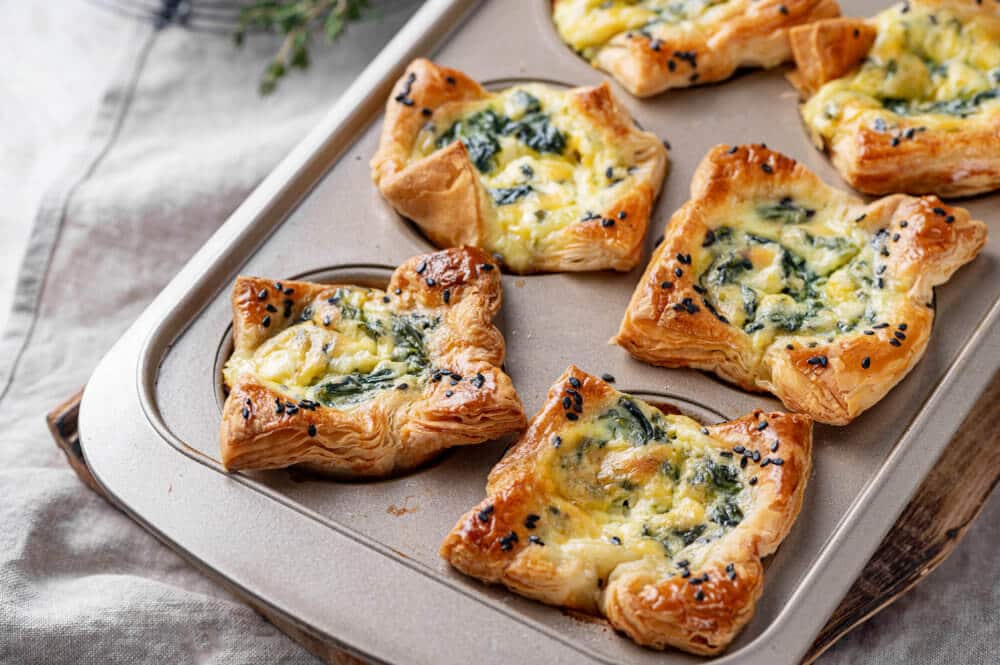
[{"left": 78, "top": 1, "right": 1000, "bottom": 663}]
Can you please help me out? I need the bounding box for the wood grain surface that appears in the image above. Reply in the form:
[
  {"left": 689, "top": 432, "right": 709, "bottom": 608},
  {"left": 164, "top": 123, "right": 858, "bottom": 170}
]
[{"left": 49, "top": 370, "right": 1000, "bottom": 664}]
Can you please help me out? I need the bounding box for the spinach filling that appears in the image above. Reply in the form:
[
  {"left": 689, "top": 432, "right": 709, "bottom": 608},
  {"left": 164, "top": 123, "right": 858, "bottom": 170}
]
[
  {"left": 554, "top": 396, "right": 746, "bottom": 559},
  {"left": 882, "top": 88, "right": 999, "bottom": 118},
  {"left": 435, "top": 91, "right": 566, "bottom": 174},
  {"left": 313, "top": 292, "right": 439, "bottom": 407},
  {"left": 597, "top": 397, "right": 668, "bottom": 446},
  {"left": 699, "top": 211, "right": 867, "bottom": 336}
]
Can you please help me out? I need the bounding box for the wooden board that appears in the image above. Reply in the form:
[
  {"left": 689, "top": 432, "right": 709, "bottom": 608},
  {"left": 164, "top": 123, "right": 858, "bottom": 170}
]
[{"left": 49, "top": 371, "right": 1000, "bottom": 664}]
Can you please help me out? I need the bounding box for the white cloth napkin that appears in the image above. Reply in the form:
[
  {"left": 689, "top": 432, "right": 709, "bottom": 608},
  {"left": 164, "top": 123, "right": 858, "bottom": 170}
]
[{"left": 0, "top": 2, "right": 996, "bottom": 664}]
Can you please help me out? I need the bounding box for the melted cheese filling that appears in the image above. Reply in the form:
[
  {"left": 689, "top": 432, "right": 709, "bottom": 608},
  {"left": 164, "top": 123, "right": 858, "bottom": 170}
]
[
  {"left": 553, "top": 0, "right": 736, "bottom": 60},
  {"left": 224, "top": 286, "right": 438, "bottom": 408},
  {"left": 530, "top": 394, "right": 749, "bottom": 576},
  {"left": 803, "top": 4, "right": 1000, "bottom": 142},
  {"left": 412, "top": 85, "right": 637, "bottom": 272},
  {"left": 695, "top": 196, "right": 898, "bottom": 356}
]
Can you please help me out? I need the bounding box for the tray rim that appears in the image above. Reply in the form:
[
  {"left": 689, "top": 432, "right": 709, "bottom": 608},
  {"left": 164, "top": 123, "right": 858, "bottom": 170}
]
[{"left": 78, "top": 1, "right": 1000, "bottom": 663}]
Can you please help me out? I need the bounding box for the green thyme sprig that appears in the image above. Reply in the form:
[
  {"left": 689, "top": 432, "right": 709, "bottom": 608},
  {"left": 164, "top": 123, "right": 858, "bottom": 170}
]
[{"left": 235, "top": 0, "right": 370, "bottom": 94}]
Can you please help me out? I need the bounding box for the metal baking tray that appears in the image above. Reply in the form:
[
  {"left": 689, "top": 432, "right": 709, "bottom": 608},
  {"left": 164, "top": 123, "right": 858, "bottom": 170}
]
[{"left": 78, "top": 1, "right": 1000, "bottom": 663}]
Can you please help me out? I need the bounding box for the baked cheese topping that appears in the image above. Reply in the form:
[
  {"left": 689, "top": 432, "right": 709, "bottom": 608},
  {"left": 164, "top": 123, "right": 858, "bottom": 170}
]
[
  {"left": 803, "top": 3, "right": 1000, "bottom": 142},
  {"left": 529, "top": 391, "right": 749, "bottom": 574},
  {"left": 224, "top": 286, "right": 438, "bottom": 408},
  {"left": 553, "top": 0, "right": 737, "bottom": 61},
  {"left": 693, "top": 195, "right": 897, "bottom": 355},
  {"left": 412, "top": 84, "right": 639, "bottom": 272}
]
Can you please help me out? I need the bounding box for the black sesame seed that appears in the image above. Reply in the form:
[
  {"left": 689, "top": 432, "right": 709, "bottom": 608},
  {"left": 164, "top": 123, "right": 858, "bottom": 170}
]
[
  {"left": 443, "top": 289, "right": 451, "bottom": 304},
  {"left": 478, "top": 505, "right": 494, "bottom": 522},
  {"left": 568, "top": 376, "right": 581, "bottom": 388},
  {"left": 668, "top": 59, "right": 676, "bottom": 71},
  {"left": 283, "top": 287, "right": 294, "bottom": 296},
  {"left": 890, "top": 338, "right": 902, "bottom": 347},
  {"left": 674, "top": 267, "right": 683, "bottom": 278},
  {"left": 900, "top": 220, "right": 908, "bottom": 228},
  {"left": 807, "top": 355, "right": 828, "bottom": 367},
  {"left": 760, "top": 458, "right": 771, "bottom": 468},
  {"left": 602, "top": 218, "right": 615, "bottom": 227},
  {"left": 749, "top": 477, "right": 758, "bottom": 485},
  {"left": 275, "top": 282, "right": 283, "bottom": 291},
  {"left": 862, "top": 356, "right": 871, "bottom": 369},
  {"left": 681, "top": 568, "right": 692, "bottom": 578},
  {"left": 771, "top": 441, "right": 779, "bottom": 452},
  {"left": 528, "top": 536, "right": 544, "bottom": 546},
  {"left": 416, "top": 260, "right": 427, "bottom": 274},
  {"left": 499, "top": 531, "right": 519, "bottom": 551},
  {"left": 740, "top": 456, "right": 748, "bottom": 469},
  {"left": 266, "top": 304, "right": 277, "bottom": 313},
  {"left": 932, "top": 207, "right": 947, "bottom": 216},
  {"left": 421, "top": 107, "right": 432, "bottom": 117},
  {"left": 257, "top": 288, "right": 268, "bottom": 300},
  {"left": 891, "top": 136, "right": 900, "bottom": 147},
  {"left": 694, "top": 590, "right": 705, "bottom": 601},
  {"left": 945, "top": 215, "right": 955, "bottom": 224},
  {"left": 525, "top": 514, "right": 540, "bottom": 529},
  {"left": 308, "top": 424, "right": 317, "bottom": 437},
  {"left": 382, "top": 296, "right": 390, "bottom": 303},
  {"left": 552, "top": 435, "right": 562, "bottom": 448},
  {"left": 892, "top": 233, "right": 900, "bottom": 242},
  {"left": 733, "top": 445, "right": 745, "bottom": 454},
  {"left": 566, "top": 412, "right": 579, "bottom": 421},
  {"left": 752, "top": 450, "right": 761, "bottom": 463},
  {"left": 660, "top": 280, "right": 674, "bottom": 289},
  {"left": 761, "top": 163, "right": 773, "bottom": 174},
  {"left": 757, "top": 420, "right": 768, "bottom": 431},
  {"left": 895, "top": 331, "right": 906, "bottom": 340},
  {"left": 241, "top": 406, "right": 250, "bottom": 419},
  {"left": 444, "top": 390, "right": 454, "bottom": 397},
  {"left": 772, "top": 458, "right": 784, "bottom": 466},
  {"left": 610, "top": 536, "right": 622, "bottom": 545},
  {"left": 873, "top": 322, "right": 890, "bottom": 329},
  {"left": 855, "top": 213, "right": 867, "bottom": 222},
  {"left": 779, "top": 4, "right": 788, "bottom": 14},
  {"left": 618, "top": 211, "right": 627, "bottom": 220}
]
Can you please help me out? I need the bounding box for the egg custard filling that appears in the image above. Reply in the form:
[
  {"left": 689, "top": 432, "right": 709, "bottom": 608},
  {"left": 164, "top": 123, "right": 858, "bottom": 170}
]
[
  {"left": 802, "top": 3, "right": 1000, "bottom": 144},
  {"left": 695, "top": 195, "right": 891, "bottom": 356},
  {"left": 224, "top": 286, "right": 439, "bottom": 409},
  {"left": 553, "top": 0, "right": 735, "bottom": 61},
  {"left": 535, "top": 396, "right": 749, "bottom": 570},
  {"left": 412, "top": 84, "right": 643, "bottom": 273}
]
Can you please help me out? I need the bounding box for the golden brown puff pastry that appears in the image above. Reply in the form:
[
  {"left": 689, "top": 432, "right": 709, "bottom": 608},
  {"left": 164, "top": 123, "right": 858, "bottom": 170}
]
[
  {"left": 370, "top": 59, "right": 669, "bottom": 274},
  {"left": 552, "top": 0, "right": 840, "bottom": 98},
  {"left": 441, "top": 367, "right": 812, "bottom": 655},
  {"left": 220, "top": 247, "right": 526, "bottom": 477},
  {"left": 790, "top": 0, "right": 1000, "bottom": 197},
  {"left": 613, "top": 144, "right": 987, "bottom": 426}
]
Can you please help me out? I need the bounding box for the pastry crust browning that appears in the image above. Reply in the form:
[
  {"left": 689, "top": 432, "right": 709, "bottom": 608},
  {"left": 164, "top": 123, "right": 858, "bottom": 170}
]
[
  {"left": 613, "top": 144, "right": 987, "bottom": 425},
  {"left": 791, "top": 0, "right": 1000, "bottom": 197},
  {"left": 553, "top": 0, "right": 840, "bottom": 97},
  {"left": 220, "top": 247, "right": 526, "bottom": 476},
  {"left": 441, "top": 367, "right": 813, "bottom": 655},
  {"left": 371, "top": 59, "right": 668, "bottom": 274}
]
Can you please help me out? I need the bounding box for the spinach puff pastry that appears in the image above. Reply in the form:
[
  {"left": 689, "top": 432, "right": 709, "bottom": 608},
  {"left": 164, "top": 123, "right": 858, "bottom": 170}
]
[
  {"left": 221, "top": 247, "right": 526, "bottom": 476},
  {"left": 371, "top": 59, "right": 668, "bottom": 274},
  {"left": 441, "top": 367, "right": 812, "bottom": 655},
  {"left": 614, "top": 144, "right": 987, "bottom": 425},
  {"left": 552, "top": 0, "right": 840, "bottom": 97},
  {"left": 790, "top": 0, "right": 1000, "bottom": 197}
]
